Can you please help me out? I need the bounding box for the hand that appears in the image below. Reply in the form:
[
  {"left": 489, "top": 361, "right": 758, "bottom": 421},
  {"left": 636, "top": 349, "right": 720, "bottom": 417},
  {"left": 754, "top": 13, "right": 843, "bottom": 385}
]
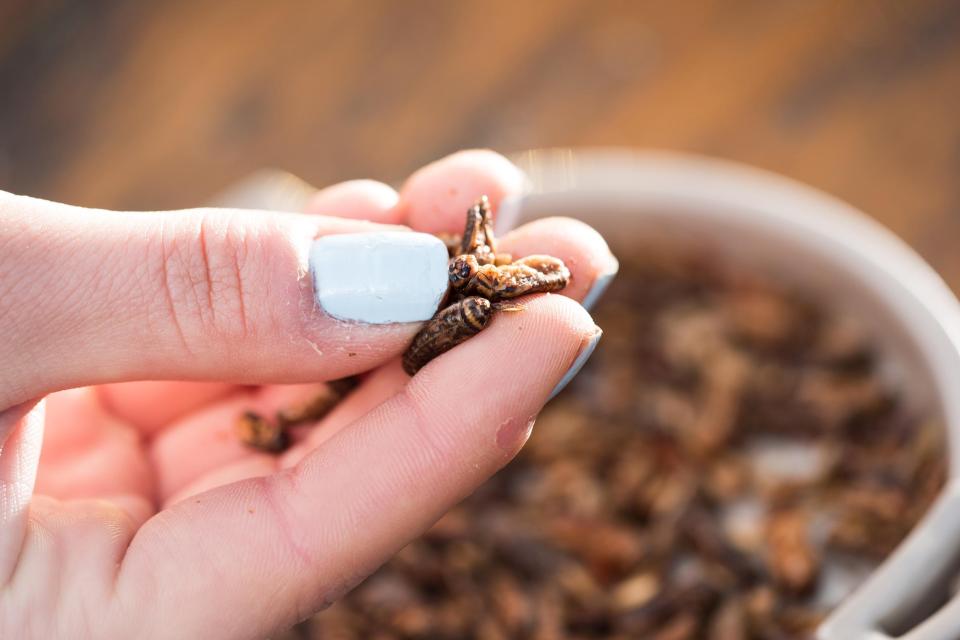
[{"left": 0, "top": 151, "right": 616, "bottom": 638}]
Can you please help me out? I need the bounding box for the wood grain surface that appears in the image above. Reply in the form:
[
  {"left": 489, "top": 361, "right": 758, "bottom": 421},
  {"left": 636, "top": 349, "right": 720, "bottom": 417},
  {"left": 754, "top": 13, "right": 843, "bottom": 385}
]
[{"left": 2, "top": 0, "right": 959, "bottom": 285}]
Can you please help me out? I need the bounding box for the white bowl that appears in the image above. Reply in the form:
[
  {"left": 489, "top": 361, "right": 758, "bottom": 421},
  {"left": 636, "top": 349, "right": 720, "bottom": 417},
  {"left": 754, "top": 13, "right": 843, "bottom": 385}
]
[{"left": 504, "top": 149, "right": 960, "bottom": 640}]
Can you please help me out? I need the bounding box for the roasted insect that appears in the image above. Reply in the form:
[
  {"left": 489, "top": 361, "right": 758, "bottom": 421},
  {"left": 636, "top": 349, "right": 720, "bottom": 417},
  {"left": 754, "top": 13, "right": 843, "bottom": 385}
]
[
  {"left": 236, "top": 411, "right": 289, "bottom": 453},
  {"left": 401, "top": 297, "right": 493, "bottom": 375},
  {"left": 236, "top": 377, "right": 359, "bottom": 453},
  {"left": 458, "top": 195, "right": 512, "bottom": 265},
  {"left": 449, "top": 254, "right": 570, "bottom": 301},
  {"left": 400, "top": 196, "right": 570, "bottom": 374}
]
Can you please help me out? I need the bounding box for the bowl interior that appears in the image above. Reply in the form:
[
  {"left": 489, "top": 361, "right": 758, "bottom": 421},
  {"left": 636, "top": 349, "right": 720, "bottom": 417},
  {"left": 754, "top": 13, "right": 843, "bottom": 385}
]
[{"left": 508, "top": 151, "right": 960, "bottom": 472}]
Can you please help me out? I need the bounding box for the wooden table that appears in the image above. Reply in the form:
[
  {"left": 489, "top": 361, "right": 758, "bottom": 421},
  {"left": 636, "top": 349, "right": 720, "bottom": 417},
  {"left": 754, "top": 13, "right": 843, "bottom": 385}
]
[{"left": 2, "top": 0, "right": 959, "bottom": 285}]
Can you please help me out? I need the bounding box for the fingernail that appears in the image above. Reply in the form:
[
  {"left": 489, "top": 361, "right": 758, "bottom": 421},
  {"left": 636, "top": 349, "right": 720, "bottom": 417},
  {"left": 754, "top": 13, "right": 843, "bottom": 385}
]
[
  {"left": 549, "top": 330, "right": 602, "bottom": 400},
  {"left": 582, "top": 260, "right": 619, "bottom": 311},
  {"left": 310, "top": 232, "right": 449, "bottom": 324}
]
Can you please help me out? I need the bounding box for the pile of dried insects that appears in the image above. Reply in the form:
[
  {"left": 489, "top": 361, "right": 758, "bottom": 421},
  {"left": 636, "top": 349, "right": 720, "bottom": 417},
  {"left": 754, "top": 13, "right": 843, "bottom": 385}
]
[
  {"left": 237, "top": 197, "right": 570, "bottom": 453},
  {"left": 288, "top": 248, "right": 945, "bottom": 640},
  {"left": 401, "top": 196, "right": 570, "bottom": 375}
]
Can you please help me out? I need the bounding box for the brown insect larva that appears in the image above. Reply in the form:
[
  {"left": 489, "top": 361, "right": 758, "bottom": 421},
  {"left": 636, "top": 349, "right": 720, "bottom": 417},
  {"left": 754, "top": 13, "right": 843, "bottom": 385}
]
[
  {"left": 236, "top": 411, "right": 289, "bottom": 453},
  {"left": 236, "top": 377, "right": 360, "bottom": 453},
  {"left": 449, "top": 254, "right": 571, "bottom": 301},
  {"left": 275, "top": 377, "right": 360, "bottom": 425},
  {"left": 402, "top": 296, "right": 493, "bottom": 375},
  {"left": 458, "top": 195, "right": 511, "bottom": 266}
]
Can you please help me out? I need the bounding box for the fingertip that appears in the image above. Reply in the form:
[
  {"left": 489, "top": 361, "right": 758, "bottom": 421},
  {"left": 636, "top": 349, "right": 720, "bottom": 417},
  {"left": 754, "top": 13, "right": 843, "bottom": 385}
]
[
  {"left": 305, "top": 179, "right": 402, "bottom": 224},
  {"left": 410, "top": 293, "right": 599, "bottom": 410},
  {"left": 397, "top": 149, "right": 526, "bottom": 233},
  {"left": 516, "top": 288, "right": 598, "bottom": 337}
]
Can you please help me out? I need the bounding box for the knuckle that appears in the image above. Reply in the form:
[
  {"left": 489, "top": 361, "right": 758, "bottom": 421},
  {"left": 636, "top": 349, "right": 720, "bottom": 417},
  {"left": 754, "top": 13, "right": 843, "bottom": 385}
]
[{"left": 158, "top": 211, "right": 253, "bottom": 346}]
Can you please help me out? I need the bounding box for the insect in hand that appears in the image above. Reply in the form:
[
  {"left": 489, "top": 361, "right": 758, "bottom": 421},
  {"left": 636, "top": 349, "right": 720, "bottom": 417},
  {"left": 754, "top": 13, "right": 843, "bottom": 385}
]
[
  {"left": 455, "top": 195, "right": 513, "bottom": 266},
  {"left": 449, "top": 254, "right": 571, "bottom": 301},
  {"left": 240, "top": 195, "right": 570, "bottom": 450},
  {"left": 402, "top": 296, "right": 493, "bottom": 375},
  {"left": 236, "top": 411, "right": 289, "bottom": 453},
  {"left": 236, "top": 377, "right": 359, "bottom": 453},
  {"left": 401, "top": 196, "right": 570, "bottom": 375}
]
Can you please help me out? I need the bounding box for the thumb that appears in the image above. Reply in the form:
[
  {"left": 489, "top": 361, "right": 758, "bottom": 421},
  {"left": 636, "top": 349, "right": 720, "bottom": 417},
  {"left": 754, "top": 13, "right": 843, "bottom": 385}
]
[{"left": 0, "top": 192, "right": 449, "bottom": 409}]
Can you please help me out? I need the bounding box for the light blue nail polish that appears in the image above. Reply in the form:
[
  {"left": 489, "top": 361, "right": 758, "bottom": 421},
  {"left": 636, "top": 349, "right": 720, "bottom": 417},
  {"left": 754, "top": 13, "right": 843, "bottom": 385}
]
[
  {"left": 582, "top": 262, "right": 619, "bottom": 311},
  {"left": 549, "top": 331, "right": 602, "bottom": 400},
  {"left": 310, "top": 232, "right": 449, "bottom": 324}
]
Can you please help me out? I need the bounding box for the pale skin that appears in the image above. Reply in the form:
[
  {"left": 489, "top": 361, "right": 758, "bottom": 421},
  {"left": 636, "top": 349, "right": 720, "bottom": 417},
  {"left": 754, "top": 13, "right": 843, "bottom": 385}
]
[{"left": 0, "top": 150, "right": 616, "bottom": 639}]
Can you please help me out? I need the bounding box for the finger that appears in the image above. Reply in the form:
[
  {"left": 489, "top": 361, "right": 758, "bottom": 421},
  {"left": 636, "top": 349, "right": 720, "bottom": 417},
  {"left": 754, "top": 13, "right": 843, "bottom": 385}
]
[
  {"left": 0, "top": 398, "right": 44, "bottom": 583},
  {"left": 96, "top": 381, "right": 238, "bottom": 436},
  {"left": 163, "top": 457, "right": 278, "bottom": 508},
  {"left": 117, "top": 295, "right": 600, "bottom": 637},
  {"left": 397, "top": 149, "right": 526, "bottom": 233},
  {"left": 0, "top": 193, "right": 451, "bottom": 409},
  {"left": 36, "top": 389, "right": 154, "bottom": 503},
  {"left": 304, "top": 179, "right": 402, "bottom": 224}
]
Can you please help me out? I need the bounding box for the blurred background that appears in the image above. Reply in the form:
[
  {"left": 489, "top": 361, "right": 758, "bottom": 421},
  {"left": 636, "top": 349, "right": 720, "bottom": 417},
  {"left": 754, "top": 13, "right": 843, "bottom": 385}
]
[{"left": 1, "top": 0, "right": 959, "bottom": 280}]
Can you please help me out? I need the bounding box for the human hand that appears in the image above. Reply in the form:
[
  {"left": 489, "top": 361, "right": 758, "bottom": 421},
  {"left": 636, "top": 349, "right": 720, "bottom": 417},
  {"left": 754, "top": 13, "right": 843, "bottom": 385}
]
[{"left": 0, "top": 151, "right": 615, "bottom": 638}]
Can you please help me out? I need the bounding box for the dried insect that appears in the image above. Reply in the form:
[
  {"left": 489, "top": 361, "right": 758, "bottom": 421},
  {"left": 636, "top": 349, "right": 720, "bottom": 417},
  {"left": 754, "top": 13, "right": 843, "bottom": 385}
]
[
  {"left": 449, "top": 254, "right": 571, "bottom": 301},
  {"left": 402, "top": 296, "right": 493, "bottom": 375},
  {"left": 236, "top": 411, "right": 289, "bottom": 453},
  {"left": 458, "top": 195, "right": 493, "bottom": 257},
  {"left": 457, "top": 195, "right": 513, "bottom": 265},
  {"left": 277, "top": 377, "right": 359, "bottom": 425},
  {"left": 236, "top": 377, "right": 359, "bottom": 453}
]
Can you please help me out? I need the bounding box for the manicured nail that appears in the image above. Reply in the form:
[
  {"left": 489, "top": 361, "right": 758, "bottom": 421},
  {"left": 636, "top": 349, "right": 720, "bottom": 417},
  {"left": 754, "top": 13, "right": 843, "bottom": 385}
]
[
  {"left": 310, "top": 232, "right": 449, "bottom": 324},
  {"left": 549, "top": 330, "right": 602, "bottom": 400},
  {"left": 582, "top": 261, "right": 619, "bottom": 311}
]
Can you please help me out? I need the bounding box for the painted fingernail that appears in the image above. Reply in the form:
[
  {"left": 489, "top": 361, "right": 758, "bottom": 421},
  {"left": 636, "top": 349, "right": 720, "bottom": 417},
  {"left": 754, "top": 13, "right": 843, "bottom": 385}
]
[
  {"left": 549, "top": 330, "right": 602, "bottom": 400},
  {"left": 582, "top": 260, "right": 619, "bottom": 311},
  {"left": 310, "top": 232, "right": 449, "bottom": 324}
]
